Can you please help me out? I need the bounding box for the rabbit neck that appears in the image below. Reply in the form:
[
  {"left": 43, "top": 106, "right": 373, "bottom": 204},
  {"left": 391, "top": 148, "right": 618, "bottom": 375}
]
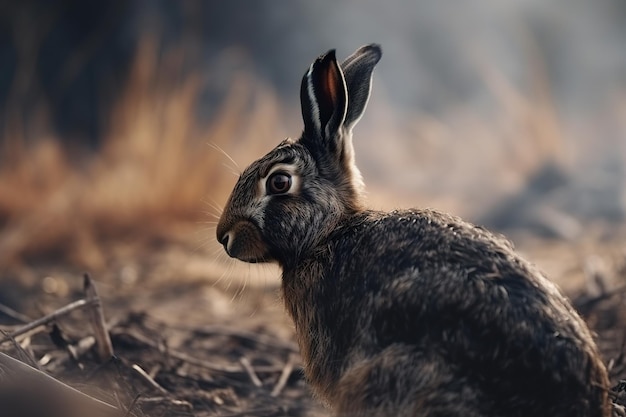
[
  {"left": 279, "top": 210, "right": 380, "bottom": 401},
  {"left": 281, "top": 251, "right": 342, "bottom": 402},
  {"left": 273, "top": 206, "right": 360, "bottom": 270}
]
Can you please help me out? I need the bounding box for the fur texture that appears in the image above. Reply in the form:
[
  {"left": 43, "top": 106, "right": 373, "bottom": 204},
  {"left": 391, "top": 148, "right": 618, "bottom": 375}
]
[{"left": 216, "top": 44, "right": 610, "bottom": 417}]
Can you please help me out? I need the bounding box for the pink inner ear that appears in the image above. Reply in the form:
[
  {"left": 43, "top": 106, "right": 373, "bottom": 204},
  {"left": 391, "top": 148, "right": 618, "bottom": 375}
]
[{"left": 324, "top": 62, "right": 340, "bottom": 106}]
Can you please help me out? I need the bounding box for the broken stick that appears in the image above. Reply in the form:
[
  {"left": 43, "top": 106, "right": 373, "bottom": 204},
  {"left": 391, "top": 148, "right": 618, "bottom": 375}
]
[
  {"left": 0, "top": 298, "right": 98, "bottom": 345},
  {"left": 84, "top": 273, "right": 114, "bottom": 361}
]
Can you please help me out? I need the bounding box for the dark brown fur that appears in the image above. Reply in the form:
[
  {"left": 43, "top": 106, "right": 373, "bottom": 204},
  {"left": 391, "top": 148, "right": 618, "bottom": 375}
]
[
  {"left": 282, "top": 209, "right": 609, "bottom": 416},
  {"left": 216, "top": 44, "right": 611, "bottom": 416}
]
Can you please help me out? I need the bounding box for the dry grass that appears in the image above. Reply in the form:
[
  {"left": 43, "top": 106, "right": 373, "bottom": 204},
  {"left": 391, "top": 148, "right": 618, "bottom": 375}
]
[
  {"left": 0, "top": 36, "right": 622, "bottom": 273},
  {"left": 0, "top": 38, "right": 285, "bottom": 270}
]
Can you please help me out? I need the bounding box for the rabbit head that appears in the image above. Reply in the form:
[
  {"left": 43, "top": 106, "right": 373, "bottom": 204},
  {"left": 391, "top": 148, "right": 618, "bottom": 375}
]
[{"left": 216, "top": 44, "right": 382, "bottom": 265}]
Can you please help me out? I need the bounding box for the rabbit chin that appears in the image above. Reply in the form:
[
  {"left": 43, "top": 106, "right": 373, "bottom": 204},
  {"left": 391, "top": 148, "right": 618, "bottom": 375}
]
[{"left": 226, "top": 220, "right": 271, "bottom": 263}]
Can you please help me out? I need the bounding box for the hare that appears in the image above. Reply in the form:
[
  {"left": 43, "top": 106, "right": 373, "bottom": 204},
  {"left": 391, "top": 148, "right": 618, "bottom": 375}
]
[{"left": 216, "top": 44, "right": 610, "bottom": 417}]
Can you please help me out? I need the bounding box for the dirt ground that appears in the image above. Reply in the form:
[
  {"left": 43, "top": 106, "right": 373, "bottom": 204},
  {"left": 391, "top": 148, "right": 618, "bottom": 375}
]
[{"left": 0, "top": 223, "right": 625, "bottom": 417}]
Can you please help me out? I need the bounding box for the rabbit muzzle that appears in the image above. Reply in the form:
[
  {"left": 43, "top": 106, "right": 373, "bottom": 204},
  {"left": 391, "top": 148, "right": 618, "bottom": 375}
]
[{"left": 217, "top": 219, "right": 270, "bottom": 263}]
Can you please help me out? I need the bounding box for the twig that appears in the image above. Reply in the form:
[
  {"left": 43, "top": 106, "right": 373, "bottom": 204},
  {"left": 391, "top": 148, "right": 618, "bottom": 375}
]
[
  {"left": 112, "top": 328, "right": 243, "bottom": 373},
  {"left": 84, "top": 274, "right": 114, "bottom": 361},
  {"left": 123, "top": 393, "right": 142, "bottom": 417},
  {"left": 0, "top": 329, "right": 39, "bottom": 369},
  {"left": 111, "top": 327, "right": 294, "bottom": 374},
  {"left": 181, "top": 324, "right": 299, "bottom": 352},
  {"left": 170, "top": 347, "right": 244, "bottom": 373},
  {"left": 271, "top": 354, "right": 295, "bottom": 397},
  {"left": 67, "top": 336, "right": 97, "bottom": 362},
  {"left": 0, "top": 352, "right": 117, "bottom": 411},
  {"left": 136, "top": 396, "right": 193, "bottom": 410},
  {"left": 239, "top": 356, "right": 263, "bottom": 387},
  {"left": 131, "top": 363, "right": 168, "bottom": 395},
  {"left": 0, "top": 302, "right": 32, "bottom": 323},
  {"left": 0, "top": 297, "right": 98, "bottom": 345},
  {"left": 217, "top": 407, "right": 287, "bottom": 417}
]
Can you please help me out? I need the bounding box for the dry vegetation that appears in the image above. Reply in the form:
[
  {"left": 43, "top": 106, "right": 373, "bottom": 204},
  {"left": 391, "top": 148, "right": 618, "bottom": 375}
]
[
  {"left": 0, "top": 37, "right": 625, "bottom": 416},
  {"left": 0, "top": 38, "right": 286, "bottom": 271}
]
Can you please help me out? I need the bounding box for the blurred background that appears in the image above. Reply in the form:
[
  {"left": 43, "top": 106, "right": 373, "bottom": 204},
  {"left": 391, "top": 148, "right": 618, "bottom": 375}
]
[{"left": 0, "top": 0, "right": 625, "bottom": 275}]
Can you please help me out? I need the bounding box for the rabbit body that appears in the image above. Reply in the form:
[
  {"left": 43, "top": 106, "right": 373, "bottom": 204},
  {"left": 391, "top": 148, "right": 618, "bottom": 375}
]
[
  {"left": 282, "top": 208, "right": 608, "bottom": 417},
  {"left": 216, "top": 44, "right": 610, "bottom": 416}
]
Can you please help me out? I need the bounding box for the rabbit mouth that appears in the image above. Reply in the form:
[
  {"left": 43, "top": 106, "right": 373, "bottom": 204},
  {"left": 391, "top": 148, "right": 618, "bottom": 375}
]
[{"left": 220, "top": 220, "right": 271, "bottom": 263}]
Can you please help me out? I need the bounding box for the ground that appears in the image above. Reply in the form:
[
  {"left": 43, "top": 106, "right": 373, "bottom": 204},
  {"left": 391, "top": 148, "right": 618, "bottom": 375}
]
[{"left": 0, "top": 223, "right": 625, "bottom": 417}]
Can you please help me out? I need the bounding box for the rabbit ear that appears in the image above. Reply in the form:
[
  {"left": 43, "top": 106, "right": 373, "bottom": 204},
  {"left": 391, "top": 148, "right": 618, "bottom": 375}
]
[
  {"left": 340, "top": 44, "right": 382, "bottom": 131},
  {"left": 300, "top": 49, "right": 348, "bottom": 150},
  {"left": 299, "top": 45, "right": 381, "bottom": 204}
]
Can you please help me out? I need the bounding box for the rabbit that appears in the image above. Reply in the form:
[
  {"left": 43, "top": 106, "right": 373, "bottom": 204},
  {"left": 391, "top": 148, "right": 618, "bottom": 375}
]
[{"left": 216, "top": 44, "right": 611, "bottom": 417}]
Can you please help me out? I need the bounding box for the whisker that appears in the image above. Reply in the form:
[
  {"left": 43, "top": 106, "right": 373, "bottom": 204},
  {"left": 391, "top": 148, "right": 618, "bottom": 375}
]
[
  {"left": 197, "top": 224, "right": 219, "bottom": 230},
  {"left": 222, "top": 162, "right": 240, "bottom": 178},
  {"left": 200, "top": 212, "right": 220, "bottom": 220},
  {"left": 201, "top": 199, "right": 224, "bottom": 216},
  {"left": 225, "top": 260, "right": 235, "bottom": 292},
  {"left": 206, "top": 243, "right": 226, "bottom": 258},
  {"left": 193, "top": 225, "right": 217, "bottom": 237},
  {"left": 213, "top": 253, "right": 236, "bottom": 287},
  {"left": 193, "top": 236, "right": 218, "bottom": 253},
  {"left": 200, "top": 209, "right": 222, "bottom": 222},
  {"left": 231, "top": 268, "right": 248, "bottom": 302},
  {"left": 196, "top": 220, "right": 219, "bottom": 225},
  {"left": 208, "top": 141, "right": 240, "bottom": 171}
]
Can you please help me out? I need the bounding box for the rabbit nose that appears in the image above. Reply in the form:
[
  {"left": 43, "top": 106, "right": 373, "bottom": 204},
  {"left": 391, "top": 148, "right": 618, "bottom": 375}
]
[{"left": 219, "top": 232, "right": 231, "bottom": 253}]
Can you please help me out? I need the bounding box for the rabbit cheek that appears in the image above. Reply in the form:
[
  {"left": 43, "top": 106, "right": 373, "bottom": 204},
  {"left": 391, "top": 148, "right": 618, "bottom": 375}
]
[{"left": 226, "top": 220, "right": 270, "bottom": 263}]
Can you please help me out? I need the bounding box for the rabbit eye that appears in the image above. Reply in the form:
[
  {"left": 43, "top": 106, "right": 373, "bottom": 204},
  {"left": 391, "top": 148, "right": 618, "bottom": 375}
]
[{"left": 267, "top": 172, "right": 292, "bottom": 195}]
